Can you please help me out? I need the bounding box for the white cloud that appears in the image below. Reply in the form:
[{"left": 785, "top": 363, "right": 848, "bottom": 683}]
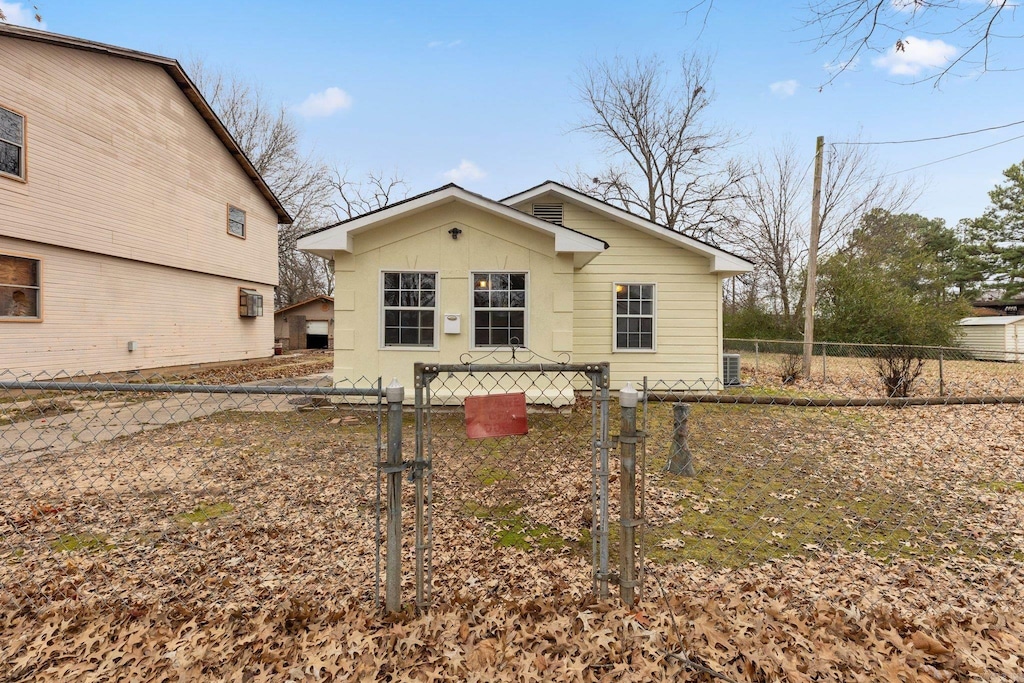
[
  {"left": 769, "top": 79, "right": 799, "bottom": 97},
  {"left": 427, "top": 39, "right": 462, "bottom": 48},
  {"left": 442, "top": 159, "right": 486, "bottom": 183},
  {"left": 824, "top": 56, "right": 861, "bottom": 74},
  {"left": 0, "top": 1, "right": 46, "bottom": 28},
  {"left": 872, "top": 36, "right": 957, "bottom": 75},
  {"left": 293, "top": 87, "right": 352, "bottom": 118}
]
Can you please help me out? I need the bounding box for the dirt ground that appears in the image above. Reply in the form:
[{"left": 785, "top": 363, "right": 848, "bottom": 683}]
[{"left": 1, "top": 356, "right": 1023, "bottom": 681}]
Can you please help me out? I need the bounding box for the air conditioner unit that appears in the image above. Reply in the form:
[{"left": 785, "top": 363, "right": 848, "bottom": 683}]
[{"left": 723, "top": 353, "right": 741, "bottom": 387}]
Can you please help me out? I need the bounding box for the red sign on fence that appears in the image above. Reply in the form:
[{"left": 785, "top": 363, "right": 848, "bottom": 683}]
[{"left": 464, "top": 393, "right": 529, "bottom": 439}]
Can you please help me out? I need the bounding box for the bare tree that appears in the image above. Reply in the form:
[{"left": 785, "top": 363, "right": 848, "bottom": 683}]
[
  {"left": 724, "top": 137, "right": 917, "bottom": 328},
  {"left": 187, "top": 59, "right": 336, "bottom": 308},
  {"left": 805, "top": 0, "right": 1020, "bottom": 85},
  {"left": 330, "top": 170, "right": 410, "bottom": 221},
  {"left": 683, "top": 0, "right": 1020, "bottom": 85},
  {"left": 571, "top": 54, "right": 744, "bottom": 242},
  {"left": 728, "top": 142, "right": 809, "bottom": 325}
]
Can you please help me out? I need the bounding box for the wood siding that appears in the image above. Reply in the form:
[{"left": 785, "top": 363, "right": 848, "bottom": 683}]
[
  {"left": 556, "top": 199, "right": 723, "bottom": 387},
  {"left": 332, "top": 203, "right": 573, "bottom": 390},
  {"left": 0, "top": 37, "right": 278, "bottom": 286},
  {"left": 0, "top": 237, "right": 272, "bottom": 376},
  {"left": 0, "top": 36, "right": 279, "bottom": 375}
]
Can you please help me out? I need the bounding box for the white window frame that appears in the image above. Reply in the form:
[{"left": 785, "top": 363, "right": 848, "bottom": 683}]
[
  {"left": 227, "top": 205, "right": 246, "bottom": 239},
  {"left": 0, "top": 251, "right": 42, "bottom": 322},
  {"left": 379, "top": 270, "right": 439, "bottom": 350},
  {"left": 612, "top": 282, "right": 656, "bottom": 353},
  {"left": 470, "top": 271, "right": 529, "bottom": 349},
  {"left": 0, "top": 104, "right": 26, "bottom": 182}
]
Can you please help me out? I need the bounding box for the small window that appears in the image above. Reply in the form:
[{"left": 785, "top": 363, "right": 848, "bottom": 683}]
[
  {"left": 0, "top": 253, "right": 41, "bottom": 320},
  {"left": 238, "top": 288, "right": 263, "bottom": 317},
  {"left": 227, "top": 205, "right": 246, "bottom": 238},
  {"left": 382, "top": 272, "right": 436, "bottom": 347},
  {"left": 614, "top": 283, "right": 655, "bottom": 351},
  {"left": 0, "top": 105, "right": 26, "bottom": 181},
  {"left": 473, "top": 272, "right": 527, "bottom": 347}
]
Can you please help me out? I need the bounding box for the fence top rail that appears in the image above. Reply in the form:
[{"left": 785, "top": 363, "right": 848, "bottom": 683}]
[
  {"left": 417, "top": 362, "right": 609, "bottom": 376},
  {"left": 0, "top": 380, "right": 384, "bottom": 398},
  {"left": 722, "top": 338, "right": 976, "bottom": 355},
  {"left": 647, "top": 392, "right": 1024, "bottom": 407}
]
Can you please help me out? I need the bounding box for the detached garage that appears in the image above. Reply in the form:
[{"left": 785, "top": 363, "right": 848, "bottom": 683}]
[
  {"left": 958, "top": 316, "right": 1024, "bottom": 361},
  {"left": 275, "top": 296, "right": 334, "bottom": 351}
]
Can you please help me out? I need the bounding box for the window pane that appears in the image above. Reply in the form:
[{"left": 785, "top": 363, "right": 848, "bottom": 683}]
[
  {"left": 421, "top": 273, "right": 435, "bottom": 290},
  {"left": 640, "top": 285, "right": 654, "bottom": 299},
  {"left": 617, "top": 333, "right": 629, "bottom": 348},
  {"left": 616, "top": 300, "right": 628, "bottom": 315},
  {"left": 640, "top": 317, "right": 653, "bottom": 333},
  {"left": 383, "top": 273, "right": 399, "bottom": 289},
  {"left": 0, "top": 285, "right": 38, "bottom": 318},
  {"left": 384, "top": 327, "right": 400, "bottom": 345},
  {"left": 628, "top": 300, "right": 640, "bottom": 315},
  {"left": 0, "top": 255, "right": 37, "bottom": 286},
  {"left": 399, "top": 290, "right": 417, "bottom": 306},
  {"left": 490, "top": 291, "right": 509, "bottom": 308},
  {"left": 640, "top": 333, "right": 653, "bottom": 348},
  {"left": 492, "top": 311, "right": 509, "bottom": 327},
  {"left": 399, "top": 311, "right": 418, "bottom": 327},
  {"left": 0, "top": 142, "right": 19, "bottom": 177},
  {"left": 384, "top": 310, "right": 399, "bottom": 327},
  {"left": 383, "top": 290, "right": 399, "bottom": 307},
  {"left": 491, "top": 327, "right": 509, "bottom": 345},
  {"left": 492, "top": 273, "right": 510, "bottom": 290},
  {"left": 509, "top": 311, "right": 525, "bottom": 329},
  {"left": 474, "top": 291, "right": 489, "bottom": 307},
  {"left": 421, "top": 290, "right": 435, "bottom": 306},
  {"left": 399, "top": 273, "right": 417, "bottom": 289},
  {"left": 616, "top": 318, "right": 629, "bottom": 334},
  {"left": 474, "top": 274, "right": 489, "bottom": 290},
  {"left": 641, "top": 301, "right": 653, "bottom": 315},
  {"left": 419, "top": 311, "right": 434, "bottom": 329},
  {"left": 400, "top": 328, "right": 417, "bottom": 345},
  {"left": 0, "top": 108, "right": 22, "bottom": 144},
  {"left": 509, "top": 274, "right": 526, "bottom": 290},
  {"left": 510, "top": 291, "right": 525, "bottom": 307}
]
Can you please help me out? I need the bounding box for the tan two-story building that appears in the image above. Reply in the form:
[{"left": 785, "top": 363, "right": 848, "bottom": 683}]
[{"left": 0, "top": 24, "right": 290, "bottom": 378}]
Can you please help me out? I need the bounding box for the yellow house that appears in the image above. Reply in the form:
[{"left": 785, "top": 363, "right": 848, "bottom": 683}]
[
  {"left": 0, "top": 25, "right": 290, "bottom": 377},
  {"left": 297, "top": 182, "right": 752, "bottom": 390}
]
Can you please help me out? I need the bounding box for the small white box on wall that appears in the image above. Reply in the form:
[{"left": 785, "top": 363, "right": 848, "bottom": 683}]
[{"left": 444, "top": 314, "right": 461, "bottom": 334}]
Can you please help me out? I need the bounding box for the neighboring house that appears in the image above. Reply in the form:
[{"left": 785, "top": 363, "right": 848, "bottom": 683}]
[
  {"left": 297, "top": 181, "right": 753, "bottom": 391},
  {"left": 0, "top": 25, "right": 291, "bottom": 377},
  {"left": 959, "top": 316, "right": 1024, "bottom": 362},
  {"left": 275, "top": 296, "right": 334, "bottom": 351},
  {"left": 971, "top": 298, "right": 1024, "bottom": 316}
]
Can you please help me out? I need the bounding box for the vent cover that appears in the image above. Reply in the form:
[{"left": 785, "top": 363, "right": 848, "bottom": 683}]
[
  {"left": 532, "top": 203, "right": 564, "bottom": 225},
  {"left": 723, "top": 353, "right": 741, "bottom": 387}
]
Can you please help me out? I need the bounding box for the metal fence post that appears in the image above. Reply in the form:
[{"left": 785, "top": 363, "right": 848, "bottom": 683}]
[
  {"left": 385, "top": 378, "right": 404, "bottom": 614},
  {"left": 618, "top": 383, "right": 639, "bottom": 605}
]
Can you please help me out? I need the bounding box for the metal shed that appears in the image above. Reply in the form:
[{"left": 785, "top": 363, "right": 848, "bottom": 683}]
[{"left": 958, "top": 316, "right": 1024, "bottom": 361}]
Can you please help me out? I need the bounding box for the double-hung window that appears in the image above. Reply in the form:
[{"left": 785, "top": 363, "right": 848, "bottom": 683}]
[
  {"left": 0, "top": 105, "right": 25, "bottom": 181},
  {"left": 1, "top": 253, "right": 41, "bottom": 320},
  {"left": 382, "top": 272, "right": 437, "bottom": 347},
  {"left": 473, "top": 272, "right": 526, "bottom": 347},
  {"left": 614, "top": 283, "right": 655, "bottom": 351}
]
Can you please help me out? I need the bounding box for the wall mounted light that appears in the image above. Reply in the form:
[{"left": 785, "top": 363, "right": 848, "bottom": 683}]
[{"left": 448, "top": 227, "right": 462, "bottom": 240}]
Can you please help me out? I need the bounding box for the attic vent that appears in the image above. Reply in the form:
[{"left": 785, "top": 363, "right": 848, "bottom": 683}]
[{"left": 532, "top": 203, "right": 564, "bottom": 225}]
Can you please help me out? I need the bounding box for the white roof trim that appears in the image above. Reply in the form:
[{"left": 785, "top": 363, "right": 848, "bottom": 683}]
[
  {"left": 297, "top": 185, "right": 606, "bottom": 268},
  {"left": 959, "top": 316, "right": 1024, "bottom": 326},
  {"left": 502, "top": 182, "right": 753, "bottom": 275}
]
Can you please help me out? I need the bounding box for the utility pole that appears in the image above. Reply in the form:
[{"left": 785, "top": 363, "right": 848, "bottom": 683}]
[{"left": 802, "top": 136, "right": 824, "bottom": 379}]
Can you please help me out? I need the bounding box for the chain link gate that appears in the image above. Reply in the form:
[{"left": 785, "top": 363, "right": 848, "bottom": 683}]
[{"left": 410, "top": 359, "right": 611, "bottom": 608}]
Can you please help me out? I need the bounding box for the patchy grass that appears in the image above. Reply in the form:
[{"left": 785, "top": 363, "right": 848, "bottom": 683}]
[
  {"left": 51, "top": 532, "right": 114, "bottom": 553},
  {"left": 176, "top": 502, "right": 234, "bottom": 525},
  {"left": 977, "top": 480, "right": 1024, "bottom": 494}
]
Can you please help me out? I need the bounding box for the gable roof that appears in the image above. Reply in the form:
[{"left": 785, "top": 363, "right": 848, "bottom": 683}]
[
  {"left": 959, "top": 316, "right": 1024, "bottom": 326},
  {"left": 502, "top": 181, "right": 753, "bottom": 275},
  {"left": 0, "top": 23, "right": 292, "bottom": 224},
  {"left": 275, "top": 296, "right": 334, "bottom": 315},
  {"left": 297, "top": 184, "right": 608, "bottom": 268}
]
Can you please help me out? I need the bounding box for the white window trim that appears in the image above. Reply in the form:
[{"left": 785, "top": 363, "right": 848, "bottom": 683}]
[
  {"left": 612, "top": 282, "right": 657, "bottom": 353},
  {"left": 0, "top": 104, "right": 27, "bottom": 182},
  {"left": 469, "top": 270, "right": 529, "bottom": 349},
  {"left": 378, "top": 270, "right": 440, "bottom": 351}
]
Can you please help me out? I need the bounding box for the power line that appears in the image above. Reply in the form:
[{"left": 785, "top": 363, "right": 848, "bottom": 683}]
[
  {"left": 881, "top": 132, "right": 1024, "bottom": 178},
  {"left": 833, "top": 118, "right": 1024, "bottom": 146}
]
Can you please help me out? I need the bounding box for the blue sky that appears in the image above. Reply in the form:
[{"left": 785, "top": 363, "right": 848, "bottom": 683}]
[{"left": 4, "top": 0, "right": 1023, "bottom": 229}]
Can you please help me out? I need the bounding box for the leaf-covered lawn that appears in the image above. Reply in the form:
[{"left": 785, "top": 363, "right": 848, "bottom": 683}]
[{"left": 2, "top": 390, "right": 1022, "bottom": 680}]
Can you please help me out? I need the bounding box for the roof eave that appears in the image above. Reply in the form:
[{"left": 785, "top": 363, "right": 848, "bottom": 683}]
[{"left": 0, "top": 24, "right": 292, "bottom": 224}]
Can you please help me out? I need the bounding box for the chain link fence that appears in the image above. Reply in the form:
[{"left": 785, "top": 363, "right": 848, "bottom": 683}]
[{"left": 1, "top": 357, "right": 386, "bottom": 616}]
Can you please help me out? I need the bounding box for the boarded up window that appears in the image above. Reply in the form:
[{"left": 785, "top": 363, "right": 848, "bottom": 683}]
[
  {"left": 227, "top": 205, "right": 246, "bottom": 238},
  {"left": 0, "top": 254, "right": 40, "bottom": 319},
  {"left": 0, "top": 105, "right": 25, "bottom": 180}
]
